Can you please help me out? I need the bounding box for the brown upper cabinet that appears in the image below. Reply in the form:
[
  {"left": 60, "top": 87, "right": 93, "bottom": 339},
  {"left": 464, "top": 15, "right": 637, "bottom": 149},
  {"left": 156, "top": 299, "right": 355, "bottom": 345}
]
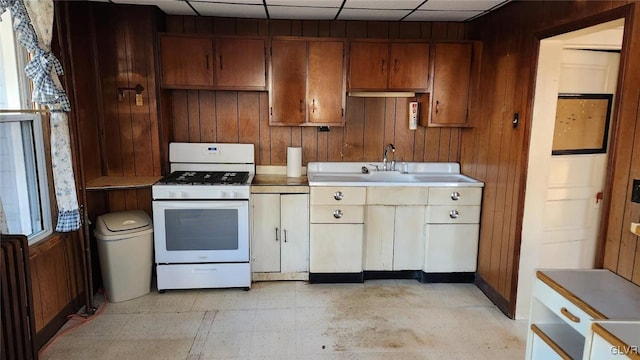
[
  {"left": 269, "top": 37, "right": 346, "bottom": 126},
  {"left": 425, "top": 42, "right": 480, "bottom": 127},
  {"left": 348, "top": 41, "right": 430, "bottom": 91},
  {"left": 159, "top": 34, "right": 267, "bottom": 90}
]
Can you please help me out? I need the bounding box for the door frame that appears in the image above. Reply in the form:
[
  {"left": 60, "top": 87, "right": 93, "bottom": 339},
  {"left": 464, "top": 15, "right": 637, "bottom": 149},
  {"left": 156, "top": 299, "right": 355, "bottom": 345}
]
[{"left": 514, "top": 5, "right": 634, "bottom": 317}]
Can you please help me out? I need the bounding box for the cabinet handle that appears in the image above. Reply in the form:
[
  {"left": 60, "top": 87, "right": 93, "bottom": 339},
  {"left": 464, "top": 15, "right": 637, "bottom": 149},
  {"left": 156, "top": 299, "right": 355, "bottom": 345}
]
[
  {"left": 560, "top": 307, "right": 580, "bottom": 323},
  {"left": 205, "top": 55, "right": 210, "bottom": 70},
  {"left": 312, "top": 98, "right": 316, "bottom": 113},
  {"left": 270, "top": 107, "right": 273, "bottom": 116},
  {"left": 219, "top": 55, "right": 223, "bottom": 70},
  {"left": 299, "top": 99, "right": 304, "bottom": 113},
  {"left": 275, "top": 227, "right": 278, "bottom": 241},
  {"left": 435, "top": 100, "right": 440, "bottom": 114},
  {"left": 283, "top": 229, "right": 288, "bottom": 242},
  {"left": 451, "top": 191, "right": 460, "bottom": 201},
  {"left": 381, "top": 59, "right": 385, "bottom": 73},
  {"left": 333, "top": 209, "right": 343, "bottom": 219},
  {"left": 333, "top": 191, "right": 343, "bottom": 200},
  {"left": 394, "top": 58, "right": 398, "bottom": 73},
  {"left": 449, "top": 210, "right": 459, "bottom": 219}
]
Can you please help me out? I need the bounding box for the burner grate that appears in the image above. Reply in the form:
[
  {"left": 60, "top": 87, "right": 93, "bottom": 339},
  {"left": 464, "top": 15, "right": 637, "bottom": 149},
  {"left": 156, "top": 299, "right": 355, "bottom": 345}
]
[{"left": 158, "top": 171, "right": 250, "bottom": 185}]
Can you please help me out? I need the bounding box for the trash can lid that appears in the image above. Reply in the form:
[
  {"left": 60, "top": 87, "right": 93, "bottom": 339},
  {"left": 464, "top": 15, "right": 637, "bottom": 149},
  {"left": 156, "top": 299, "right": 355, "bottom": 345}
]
[{"left": 100, "top": 210, "right": 151, "bottom": 232}]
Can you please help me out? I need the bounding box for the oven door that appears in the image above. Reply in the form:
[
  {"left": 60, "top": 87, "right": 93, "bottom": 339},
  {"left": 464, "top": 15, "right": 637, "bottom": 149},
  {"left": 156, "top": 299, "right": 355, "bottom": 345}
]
[{"left": 152, "top": 200, "right": 249, "bottom": 263}]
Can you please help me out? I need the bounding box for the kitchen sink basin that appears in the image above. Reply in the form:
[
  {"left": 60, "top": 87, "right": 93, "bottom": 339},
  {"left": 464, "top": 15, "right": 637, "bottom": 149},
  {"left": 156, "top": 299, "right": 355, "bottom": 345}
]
[{"left": 306, "top": 163, "right": 484, "bottom": 187}]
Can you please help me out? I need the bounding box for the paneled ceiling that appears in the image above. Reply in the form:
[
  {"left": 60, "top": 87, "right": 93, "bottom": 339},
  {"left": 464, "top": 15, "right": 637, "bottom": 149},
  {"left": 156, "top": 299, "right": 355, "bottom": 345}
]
[{"left": 103, "top": 0, "right": 510, "bottom": 22}]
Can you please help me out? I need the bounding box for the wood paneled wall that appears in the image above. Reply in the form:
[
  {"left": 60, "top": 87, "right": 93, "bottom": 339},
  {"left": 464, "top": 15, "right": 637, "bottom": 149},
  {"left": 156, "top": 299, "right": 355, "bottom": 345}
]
[
  {"left": 91, "top": 4, "right": 162, "bottom": 215},
  {"left": 463, "top": 0, "right": 640, "bottom": 317},
  {"left": 163, "top": 17, "right": 468, "bottom": 166}
]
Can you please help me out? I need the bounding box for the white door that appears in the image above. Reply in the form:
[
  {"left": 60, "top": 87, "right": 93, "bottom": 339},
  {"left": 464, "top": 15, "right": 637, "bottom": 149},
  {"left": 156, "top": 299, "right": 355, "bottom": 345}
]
[
  {"left": 280, "top": 194, "right": 309, "bottom": 273},
  {"left": 251, "top": 194, "right": 281, "bottom": 272},
  {"left": 518, "top": 20, "right": 624, "bottom": 319},
  {"left": 393, "top": 206, "right": 425, "bottom": 270},
  {"left": 541, "top": 49, "right": 619, "bottom": 269}
]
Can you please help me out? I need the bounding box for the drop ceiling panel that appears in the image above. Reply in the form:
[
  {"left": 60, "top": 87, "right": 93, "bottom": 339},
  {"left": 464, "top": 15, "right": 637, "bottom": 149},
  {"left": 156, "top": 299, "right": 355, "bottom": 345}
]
[
  {"left": 405, "top": 10, "right": 483, "bottom": 21},
  {"left": 267, "top": 0, "right": 343, "bottom": 6},
  {"left": 419, "top": 0, "right": 506, "bottom": 11},
  {"left": 343, "top": 0, "right": 424, "bottom": 10},
  {"left": 154, "top": 1, "right": 198, "bottom": 16},
  {"left": 111, "top": 0, "right": 196, "bottom": 15},
  {"left": 338, "top": 9, "right": 409, "bottom": 21},
  {"left": 268, "top": 6, "right": 340, "bottom": 20},
  {"left": 190, "top": 2, "right": 267, "bottom": 18}
]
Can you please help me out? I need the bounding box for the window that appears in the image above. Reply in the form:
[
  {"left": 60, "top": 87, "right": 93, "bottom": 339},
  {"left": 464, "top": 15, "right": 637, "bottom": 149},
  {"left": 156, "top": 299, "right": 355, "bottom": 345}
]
[{"left": 0, "top": 11, "right": 52, "bottom": 243}]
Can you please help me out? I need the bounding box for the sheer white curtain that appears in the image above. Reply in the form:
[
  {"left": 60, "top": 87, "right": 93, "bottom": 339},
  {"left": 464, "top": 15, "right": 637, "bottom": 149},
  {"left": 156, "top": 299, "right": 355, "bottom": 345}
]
[{"left": 0, "top": 0, "right": 80, "bottom": 232}]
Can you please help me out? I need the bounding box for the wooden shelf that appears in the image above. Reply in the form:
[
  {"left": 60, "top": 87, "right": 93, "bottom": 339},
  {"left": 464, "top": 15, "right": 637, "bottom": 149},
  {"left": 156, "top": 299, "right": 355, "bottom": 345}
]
[{"left": 85, "top": 176, "right": 162, "bottom": 190}]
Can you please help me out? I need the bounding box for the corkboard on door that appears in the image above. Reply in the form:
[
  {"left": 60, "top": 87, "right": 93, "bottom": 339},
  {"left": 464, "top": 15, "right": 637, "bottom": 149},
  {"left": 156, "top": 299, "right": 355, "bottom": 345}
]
[{"left": 552, "top": 93, "right": 613, "bottom": 155}]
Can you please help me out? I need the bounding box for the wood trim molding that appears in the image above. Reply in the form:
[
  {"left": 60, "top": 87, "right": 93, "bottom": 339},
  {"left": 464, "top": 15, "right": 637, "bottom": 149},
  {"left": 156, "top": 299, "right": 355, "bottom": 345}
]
[{"left": 476, "top": 274, "right": 512, "bottom": 318}]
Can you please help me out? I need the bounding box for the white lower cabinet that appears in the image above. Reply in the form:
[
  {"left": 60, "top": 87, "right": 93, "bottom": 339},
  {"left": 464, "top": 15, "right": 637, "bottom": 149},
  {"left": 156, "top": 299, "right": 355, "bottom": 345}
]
[
  {"left": 310, "top": 223, "right": 363, "bottom": 273},
  {"left": 251, "top": 193, "right": 309, "bottom": 274},
  {"left": 364, "top": 205, "right": 425, "bottom": 271},
  {"left": 424, "top": 223, "right": 479, "bottom": 272},
  {"left": 424, "top": 187, "right": 482, "bottom": 273},
  {"left": 309, "top": 187, "right": 365, "bottom": 274},
  {"left": 526, "top": 270, "right": 640, "bottom": 360}
]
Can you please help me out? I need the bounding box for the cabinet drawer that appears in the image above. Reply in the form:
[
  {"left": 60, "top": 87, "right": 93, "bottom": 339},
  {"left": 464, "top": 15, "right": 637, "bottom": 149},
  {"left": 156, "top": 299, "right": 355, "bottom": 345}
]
[
  {"left": 310, "top": 205, "right": 364, "bottom": 224},
  {"left": 425, "top": 205, "right": 480, "bottom": 223},
  {"left": 533, "top": 279, "right": 594, "bottom": 337},
  {"left": 428, "top": 187, "right": 481, "bottom": 205},
  {"left": 366, "top": 186, "right": 429, "bottom": 205},
  {"left": 310, "top": 187, "right": 366, "bottom": 205}
]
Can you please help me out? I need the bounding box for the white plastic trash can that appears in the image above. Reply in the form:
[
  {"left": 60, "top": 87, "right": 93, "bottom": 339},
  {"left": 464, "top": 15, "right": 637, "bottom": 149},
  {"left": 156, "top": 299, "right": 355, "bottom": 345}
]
[{"left": 94, "top": 210, "right": 153, "bottom": 302}]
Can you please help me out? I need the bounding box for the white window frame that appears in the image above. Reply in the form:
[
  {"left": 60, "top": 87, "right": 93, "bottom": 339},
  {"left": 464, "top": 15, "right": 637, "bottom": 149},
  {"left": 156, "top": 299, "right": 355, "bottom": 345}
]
[{"left": 1, "top": 10, "right": 53, "bottom": 244}]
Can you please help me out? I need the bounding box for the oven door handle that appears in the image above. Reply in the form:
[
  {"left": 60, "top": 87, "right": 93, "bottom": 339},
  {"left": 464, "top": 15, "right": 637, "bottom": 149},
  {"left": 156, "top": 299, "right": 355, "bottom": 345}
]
[{"left": 153, "top": 200, "right": 248, "bottom": 209}]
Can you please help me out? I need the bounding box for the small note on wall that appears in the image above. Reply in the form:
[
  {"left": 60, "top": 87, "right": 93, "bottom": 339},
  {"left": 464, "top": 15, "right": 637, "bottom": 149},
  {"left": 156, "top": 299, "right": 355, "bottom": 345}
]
[{"left": 552, "top": 93, "right": 613, "bottom": 155}]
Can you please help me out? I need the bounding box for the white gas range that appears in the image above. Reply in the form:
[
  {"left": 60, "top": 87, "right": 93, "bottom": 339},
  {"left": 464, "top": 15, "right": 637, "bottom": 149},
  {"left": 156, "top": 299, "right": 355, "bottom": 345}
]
[{"left": 152, "top": 143, "right": 255, "bottom": 291}]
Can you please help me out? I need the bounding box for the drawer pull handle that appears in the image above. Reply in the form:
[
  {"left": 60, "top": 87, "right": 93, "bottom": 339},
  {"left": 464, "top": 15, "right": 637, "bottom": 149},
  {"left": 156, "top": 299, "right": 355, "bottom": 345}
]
[
  {"left": 449, "top": 210, "right": 459, "bottom": 219},
  {"left": 333, "top": 191, "right": 344, "bottom": 201},
  {"left": 560, "top": 307, "right": 580, "bottom": 323},
  {"left": 451, "top": 191, "right": 461, "bottom": 201},
  {"left": 333, "top": 209, "right": 343, "bottom": 219}
]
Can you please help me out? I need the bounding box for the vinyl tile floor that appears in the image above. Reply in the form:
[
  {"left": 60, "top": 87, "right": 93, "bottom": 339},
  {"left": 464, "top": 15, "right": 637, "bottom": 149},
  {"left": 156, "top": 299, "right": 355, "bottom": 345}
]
[{"left": 39, "top": 280, "right": 528, "bottom": 360}]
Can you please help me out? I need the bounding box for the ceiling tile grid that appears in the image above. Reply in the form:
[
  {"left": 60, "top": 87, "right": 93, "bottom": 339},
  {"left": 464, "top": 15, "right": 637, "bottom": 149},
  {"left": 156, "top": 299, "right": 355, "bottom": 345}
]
[{"left": 101, "top": 0, "right": 511, "bottom": 22}]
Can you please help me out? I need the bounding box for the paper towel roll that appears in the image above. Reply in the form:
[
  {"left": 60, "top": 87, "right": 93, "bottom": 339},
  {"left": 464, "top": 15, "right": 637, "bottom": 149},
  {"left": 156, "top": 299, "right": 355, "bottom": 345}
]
[{"left": 287, "top": 147, "right": 302, "bottom": 177}]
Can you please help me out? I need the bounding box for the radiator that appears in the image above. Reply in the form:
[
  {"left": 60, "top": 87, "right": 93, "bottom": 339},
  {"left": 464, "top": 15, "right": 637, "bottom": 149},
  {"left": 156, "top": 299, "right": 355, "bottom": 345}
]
[{"left": 1, "top": 235, "right": 37, "bottom": 360}]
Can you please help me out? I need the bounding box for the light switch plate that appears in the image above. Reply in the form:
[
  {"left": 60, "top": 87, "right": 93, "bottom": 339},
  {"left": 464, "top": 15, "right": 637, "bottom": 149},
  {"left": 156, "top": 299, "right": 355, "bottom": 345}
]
[{"left": 632, "top": 222, "right": 640, "bottom": 236}]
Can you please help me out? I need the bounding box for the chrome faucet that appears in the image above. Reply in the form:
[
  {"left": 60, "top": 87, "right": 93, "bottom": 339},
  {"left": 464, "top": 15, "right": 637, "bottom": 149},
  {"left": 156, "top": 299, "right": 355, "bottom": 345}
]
[{"left": 382, "top": 143, "right": 396, "bottom": 171}]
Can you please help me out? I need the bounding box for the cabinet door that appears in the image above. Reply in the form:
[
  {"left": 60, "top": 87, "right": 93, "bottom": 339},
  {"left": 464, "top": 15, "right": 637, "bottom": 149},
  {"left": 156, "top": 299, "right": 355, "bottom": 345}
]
[
  {"left": 430, "top": 42, "right": 473, "bottom": 126},
  {"left": 281, "top": 194, "right": 309, "bottom": 273},
  {"left": 310, "top": 224, "right": 363, "bottom": 273},
  {"left": 251, "top": 194, "right": 281, "bottom": 272},
  {"left": 388, "top": 42, "right": 430, "bottom": 91},
  {"left": 348, "top": 41, "right": 389, "bottom": 90},
  {"left": 160, "top": 35, "right": 214, "bottom": 88},
  {"left": 270, "top": 39, "right": 307, "bottom": 125},
  {"left": 424, "top": 224, "right": 479, "bottom": 272},
  {"left": 308, "top": 40, "right": 345, "bottom": 125},
  {"left": 393, "top": 206, "right": 425, "bottom": 270},
  {"left": 215, "top": 37, "right": 266, "bottom": 90},
  {"left": 364, "top": 206, "right": 394, "bottom": 271}
]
